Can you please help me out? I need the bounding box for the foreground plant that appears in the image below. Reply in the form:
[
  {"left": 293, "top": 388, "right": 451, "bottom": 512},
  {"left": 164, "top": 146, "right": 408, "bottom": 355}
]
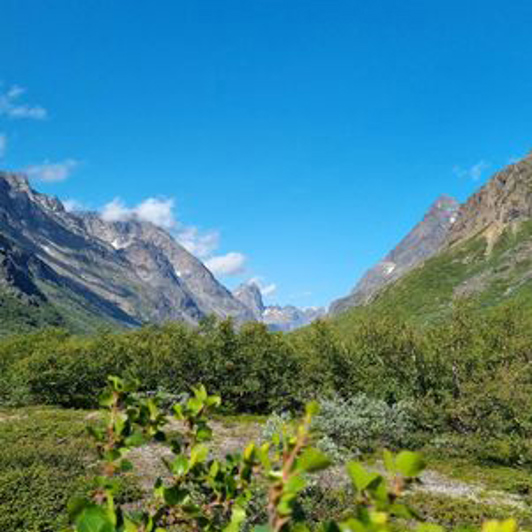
[{"left": 69, "top": 376, "right": 518, "bottom": 532}]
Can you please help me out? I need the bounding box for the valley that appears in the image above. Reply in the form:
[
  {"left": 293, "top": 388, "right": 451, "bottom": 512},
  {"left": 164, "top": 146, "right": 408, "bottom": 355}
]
[{"left": 2, "top": 153, "right": 532, "bottom": 530}]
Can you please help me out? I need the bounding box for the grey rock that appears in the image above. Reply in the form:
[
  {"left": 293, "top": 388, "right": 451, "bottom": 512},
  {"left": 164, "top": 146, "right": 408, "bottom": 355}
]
[
  {"left": 0, "top": 172, "right": 254, "bottom": 330},
  {"left": 330, "top": 195, "right": 460, "bottom": 315}
]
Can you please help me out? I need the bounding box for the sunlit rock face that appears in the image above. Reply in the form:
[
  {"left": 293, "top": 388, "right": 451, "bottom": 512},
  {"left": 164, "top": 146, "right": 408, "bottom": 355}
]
[{"left": 0, "top": 172, "right": 253, "bottom": 329}]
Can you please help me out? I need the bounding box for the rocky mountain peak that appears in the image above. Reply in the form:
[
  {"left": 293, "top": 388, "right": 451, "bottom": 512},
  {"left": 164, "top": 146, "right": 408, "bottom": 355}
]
[
  {"left": 330, "top": 193, "right": 460, "bottom": 315},
  {"left": 0, "top": 174, "right": 255, "bottom": 329},
  {"left": 447, "top": 154, "right": 532, "bottom": 248},
  {"left": 233, "top": 282, "right": 265, "bottom": 319}
]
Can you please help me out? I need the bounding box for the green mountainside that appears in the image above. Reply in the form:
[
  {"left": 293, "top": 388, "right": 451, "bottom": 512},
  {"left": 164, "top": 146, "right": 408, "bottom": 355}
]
[{"left": 334, "top": 152, "right": 532, "bottom": 328}]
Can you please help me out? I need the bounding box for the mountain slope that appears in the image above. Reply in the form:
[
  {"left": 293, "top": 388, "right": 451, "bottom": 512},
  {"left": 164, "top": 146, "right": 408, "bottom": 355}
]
[
  {"left": 330, "top": 195, "right": 460, "bottom": 315},
  {"left": 335, "top": 152, "right": 532, "bottom": 325},
  {"left": 0, "top": 172, "right": 253, "bottom": 332}
]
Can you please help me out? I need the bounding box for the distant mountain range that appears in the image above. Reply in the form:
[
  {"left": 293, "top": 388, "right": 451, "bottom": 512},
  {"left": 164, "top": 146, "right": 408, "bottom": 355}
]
[
  {"left": 0, "top": 173, "right": 319, "bottom": 334},
  {"left": 331, "top": 151, "right": 532, "bottom": 322},
  {"left": 232, "top": 282, "right": 325, "bottom": 331},
  {"left": 3, "top": 149, "right": 532, "bottom": 335}
]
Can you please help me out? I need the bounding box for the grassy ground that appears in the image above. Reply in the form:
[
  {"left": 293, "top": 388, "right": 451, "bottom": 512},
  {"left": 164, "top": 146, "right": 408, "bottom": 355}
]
[
  {"left": 1, "top": 406, "right": 530, "bottom": 531},
  {"left": 0, "top": 407, "right": 92, "bottom": 531}
]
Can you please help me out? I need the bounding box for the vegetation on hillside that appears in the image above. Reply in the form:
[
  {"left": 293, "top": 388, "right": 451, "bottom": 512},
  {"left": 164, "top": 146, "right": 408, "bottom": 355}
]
[{"left": 335, "top": 221, "right": 532, "bottom": 325}]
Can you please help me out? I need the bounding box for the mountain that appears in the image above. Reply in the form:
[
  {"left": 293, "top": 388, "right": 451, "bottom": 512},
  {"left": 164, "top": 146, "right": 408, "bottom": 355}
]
[
  {"left": 334, "top": 152, "right": 532, "bottom": 323},
  {"left": 233, "top": 282, "right": 325, "bottom": 331},
  {"left": 232, "top": 282, "right": 264, "bottom": 319},
  {"left": 262, "top": 305, "right": 325, "bottom": 332},
  {"left": 330, "top": 195, "right": 460, "bottom": 315},
  {"left": 0, "top": 172, "right": 253, "bottom": 333}
]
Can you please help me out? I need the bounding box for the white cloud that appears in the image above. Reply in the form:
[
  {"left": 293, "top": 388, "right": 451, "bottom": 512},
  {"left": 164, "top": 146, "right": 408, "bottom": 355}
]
[
  {"left": 25, "top": 159, "right": 79, "bottom": 182},
  {"left": 0, "top": 133, "right": 6, "bottom": 158},
  {"left": 247, "top": 276, "right": 277, "bottom": 297},
  {"left": 100, "top": 197, "right": 176, "bottom": 229},
  {"left": 100, "top": 198, "right": 131, "bottom": 222},
  {"left": 99, "top": 196, "right": 252, "bottom": 279},
  {"left": 176, "top": 226, "right": 220, "bottom": 259},
  {"left": 0, "top": 85, "right": 47, "bottom": 120},
  {"left": 133, "top": 198, "right": 175, "bottom": 229},
  {"left": 205, "top": 252, "right": 247, "bottom": 277},
  {"left": 62, "top": 198, "right": 86, "bottom": 212},
  {"left": 453, "top": 160, "right": 490, "bottom": 182},
  {"left": 261, "top": 283, "right": 277, "bottom": 297}
]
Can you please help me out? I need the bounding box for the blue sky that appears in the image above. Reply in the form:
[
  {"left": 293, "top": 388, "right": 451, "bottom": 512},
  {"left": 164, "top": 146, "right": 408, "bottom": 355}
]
[{"left": 1, "top": 0, "right": 532, "bottom": 307}]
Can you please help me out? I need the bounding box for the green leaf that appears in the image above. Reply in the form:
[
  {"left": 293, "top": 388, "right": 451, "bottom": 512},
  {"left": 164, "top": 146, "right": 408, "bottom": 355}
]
[
  {"left": 120, "top": 459, "right": 134, "bottom": 472},
  {"left": 68, "top": 497, "right": 91, "bottom": 520},
  {"left": 171, "top": 455, "right": 189, "bottom": 476},
  {"left": 482, "top": 520, "right": 518, "bottom": 532},
  {"left": 187, "top": 396, "right": 203, "bottom": 415},
  {"left": 298, "top": 447, "right": 331, "bottom": 473},
  {"left": 98, "top": 390, "right": 114, "bottom": 408},
  {"left": 190, "top": 444, "right": 209, "bottom": 466},
  {"left": 253, "top": 526, "right": 272, "bottom": 532},
  {"left": 224, "top": 505, "right": 246, "bottom": 532},
  {"left": 286, "top": 473, "right": 307, "bottom": 494},
  {"left": 76, "top": 506, "right": 115, "bottom": 532},
  {"left": 383, "top": 449, "right": 395, "bottom": 473},
  {"left": 339, "top": 518, "right": 365, "bottom": 532},
  {"left": 125, "top": 431, "right": 145, "bottom": 447},
  {"left": 346, "top": 462, "right": 380, "bottom": 492},
  {"left": 196, "top": 425, "right": 213, "bottom": 442},
  {"left": 163, "top": 486, "right": 189, "bottom": 506},
  {"left": 194, "top": 384, "right": 208, "bottom": 402},
  {"left": 395, "top": 451, "right": 426, "bottom": 478}
]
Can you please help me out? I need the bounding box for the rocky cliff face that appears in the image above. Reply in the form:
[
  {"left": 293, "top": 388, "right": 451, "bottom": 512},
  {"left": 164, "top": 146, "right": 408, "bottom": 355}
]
[
  {"left": 330, "top": 194, "right": 460, "bottom": 315},
  {"left": 233, "top": 282, "right": 325, "bottom": 331},
  {"left": 232, "top": 282, "right": 264, "bottom": 319},
  {"left": 447, "top": 152, "right": 532, "bottom": 248},
  {"left": 0, "top": 172, "right": 253, "bottom": 331}
]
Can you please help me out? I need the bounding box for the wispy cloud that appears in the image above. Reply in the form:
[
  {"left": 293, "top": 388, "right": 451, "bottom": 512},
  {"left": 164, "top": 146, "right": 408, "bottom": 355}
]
[
  {"left": 176, "top": 226, "right": 220, "bottom": 259},
  {"left": 247, "top": 276, "right": 278, "bottom": 298},
  {"left": 0, "top": 133, "right": 6, "bottom": 158},
  {"left": 101, "top": 197, "right": 176, "bottom": 229},
  {"left": 63, "top": 198, "right": 87, "bottom": 212},
  {"left": 25, "top": 159, "right": 79, "bottom": 182},
  {"left": 99, "top": 197, "right": 248, "bottom": 276},
  {"left": 205, "top": 252, "right": 247, "bottom": 277},
  {"left": 453, "top": 160, "right": 490, "bottom": 181},
  {"left": 0, "top": 85, "right": 47, "bottom": 120}
]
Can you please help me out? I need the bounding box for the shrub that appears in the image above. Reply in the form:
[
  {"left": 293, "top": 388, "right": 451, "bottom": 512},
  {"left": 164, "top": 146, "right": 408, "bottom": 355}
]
[
  {"left": 313, "top": 394, "right": 416, "bottom": 455},
  {"left": 70, "top": 376, "right": 444, "bottom": 532}
]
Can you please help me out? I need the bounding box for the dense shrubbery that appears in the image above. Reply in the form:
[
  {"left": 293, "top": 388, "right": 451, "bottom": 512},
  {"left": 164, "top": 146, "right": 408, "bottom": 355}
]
[{"left": 2, "top": 301, "right": 532, "bottom": 464}]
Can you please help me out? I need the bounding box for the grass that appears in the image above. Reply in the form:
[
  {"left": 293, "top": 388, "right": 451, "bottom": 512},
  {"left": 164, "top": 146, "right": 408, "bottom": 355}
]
[
  {"left": 403, "top": 492, "right": 532, "bottom": 531},
  {"left": 0, "top": 406, "right": 143, "bottom": 531},
  {"left": 334, "top": 219, "right": 532, "bottom": 329},
  {"left": 424, "top": 453, "right": 532, "bottom": 500},
  {"left": 0, "top": 406, "right": 93, "bottom": 531}
]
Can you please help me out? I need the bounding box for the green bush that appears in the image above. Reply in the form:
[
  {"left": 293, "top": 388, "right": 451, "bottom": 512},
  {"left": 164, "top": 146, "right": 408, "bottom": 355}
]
[{"left": 313, "top": 394, "right": 416, "bottom": 456}]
